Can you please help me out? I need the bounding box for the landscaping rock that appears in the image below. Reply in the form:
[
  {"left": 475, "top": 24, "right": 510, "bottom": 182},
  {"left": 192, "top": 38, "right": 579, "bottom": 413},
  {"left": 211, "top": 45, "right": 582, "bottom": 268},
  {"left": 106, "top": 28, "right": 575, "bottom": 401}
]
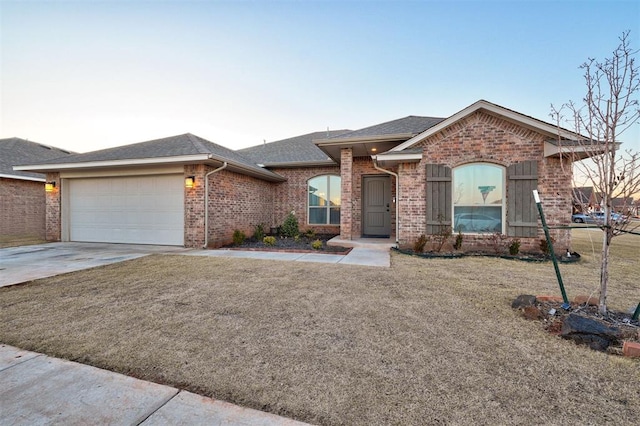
[
  {"left": 511, "top": 294, "right": 536, "bottom": 309},
  {"left": 622, "top": 341, "right": 640, "bottom": 357},
  {"left": 561, "top": 314, "right": 623, "bottom": 351},
  {"left": 523, "top": 306, "right": 543, "bottom": 320}
]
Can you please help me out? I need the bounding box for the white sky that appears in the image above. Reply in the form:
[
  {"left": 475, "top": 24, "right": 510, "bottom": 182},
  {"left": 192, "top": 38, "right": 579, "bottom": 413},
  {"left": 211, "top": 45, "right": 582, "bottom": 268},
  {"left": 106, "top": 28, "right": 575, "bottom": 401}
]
[{"left": 1, "top": 0, "right": 639, "bottom": 154}]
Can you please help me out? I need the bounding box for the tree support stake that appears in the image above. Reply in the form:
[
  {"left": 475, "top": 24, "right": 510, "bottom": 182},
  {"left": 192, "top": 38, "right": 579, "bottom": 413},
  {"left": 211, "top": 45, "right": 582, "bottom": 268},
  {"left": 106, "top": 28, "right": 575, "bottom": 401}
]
[{"left": 533, "top": 190, "right": 570, "bottom": 309}]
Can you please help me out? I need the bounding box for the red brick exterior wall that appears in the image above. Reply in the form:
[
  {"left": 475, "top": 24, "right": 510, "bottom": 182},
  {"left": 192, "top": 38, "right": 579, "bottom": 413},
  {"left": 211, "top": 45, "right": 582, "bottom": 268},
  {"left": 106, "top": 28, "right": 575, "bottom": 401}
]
[
  {"left": 271, "top": 165, "right": 341, "bottom": 235},
  {"left": 205, "top": 168, "right": 274, "bottom": 248},
  {"left": 398, "top": 111, "right": 572, "bottom": 254},
  {"left": 339, "top": 148, "right": 353, "bottom": 239},
  {"left": 45, "top": 172, "right": 61, "bottom": 241},
  {"left": 0, "top": 177, "right": 47, "bottom": 240},
  {"left": 184, "top": 164, "right": 207, "bottom": 247}
]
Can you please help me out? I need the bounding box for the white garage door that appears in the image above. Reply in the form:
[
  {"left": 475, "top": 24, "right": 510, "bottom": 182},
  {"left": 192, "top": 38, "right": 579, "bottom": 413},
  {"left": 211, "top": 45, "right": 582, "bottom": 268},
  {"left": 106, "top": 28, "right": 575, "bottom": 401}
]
[{"left": 68, "top": 175, "right": 184, "bottom": 245}]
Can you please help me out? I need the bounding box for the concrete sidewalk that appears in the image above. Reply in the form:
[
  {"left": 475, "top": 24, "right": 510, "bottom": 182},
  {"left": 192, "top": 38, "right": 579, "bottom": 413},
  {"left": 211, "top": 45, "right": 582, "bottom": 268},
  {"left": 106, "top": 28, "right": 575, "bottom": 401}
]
[
  {"left": 186, "top": 237, "right": 395, "bottom": 267},
  {"left": 0, "top": 344, "right": 311, "bottom": 426},
  {"left": 184, "top": 246, "right": 391, "bottom": 267}
]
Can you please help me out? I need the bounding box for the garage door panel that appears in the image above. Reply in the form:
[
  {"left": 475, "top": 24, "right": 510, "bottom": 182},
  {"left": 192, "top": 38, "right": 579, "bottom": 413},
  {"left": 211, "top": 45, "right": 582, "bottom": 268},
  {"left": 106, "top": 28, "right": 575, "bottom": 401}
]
[{"left": 68, "top": 175, "right": 184, "bottom": 245}]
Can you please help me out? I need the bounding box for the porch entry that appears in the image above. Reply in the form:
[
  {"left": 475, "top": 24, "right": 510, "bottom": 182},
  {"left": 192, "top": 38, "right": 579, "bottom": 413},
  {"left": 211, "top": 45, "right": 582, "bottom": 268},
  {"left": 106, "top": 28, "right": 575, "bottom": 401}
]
[{"left": 362, "top": 175, "right": 391, "bottom": 237}]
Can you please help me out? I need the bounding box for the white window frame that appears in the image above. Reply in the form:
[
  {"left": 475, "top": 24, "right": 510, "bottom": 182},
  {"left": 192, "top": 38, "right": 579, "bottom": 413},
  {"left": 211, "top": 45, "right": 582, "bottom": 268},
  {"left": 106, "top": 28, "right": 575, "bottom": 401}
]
[
  {"left": 452, "top": 163, "right": 506, "bottom": 234},
  {"left": 308, "top": 175, "right": 341, "bottom": 226}
]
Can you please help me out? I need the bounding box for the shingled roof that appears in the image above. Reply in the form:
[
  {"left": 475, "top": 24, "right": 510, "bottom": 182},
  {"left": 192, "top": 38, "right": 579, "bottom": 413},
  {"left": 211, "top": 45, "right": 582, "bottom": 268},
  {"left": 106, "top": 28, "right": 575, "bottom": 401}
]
[
  {"left": 239, "top": 130, "right": 350, "bottom": 166},
  {"left": 326, "top": 116, "right": 445, "bottom": 141},
  {"left": 14, "top": 134, "right": 285, "bottom": 182},
  {"left": 0, "top": 137, "right": 73, "bottom": 180}
]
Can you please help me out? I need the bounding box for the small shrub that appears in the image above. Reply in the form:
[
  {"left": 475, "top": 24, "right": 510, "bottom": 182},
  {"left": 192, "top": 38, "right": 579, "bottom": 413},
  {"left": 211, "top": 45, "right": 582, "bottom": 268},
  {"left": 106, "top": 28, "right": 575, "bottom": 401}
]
[
  {"left": 453, "top": 230, "right": 463, "bottom": 251},
  {"left": 263, "top": 236, "right": 276, "bottom": 246},
  {"left": 281, "top": 211, "right": 299, "bottom": 238},
  {"left": 434, "top": 228, "right": 452, "bottom": 253},
  {"left": 304, "top": 229, "right": 316, "bottom": 239},
  {"left": 433, "top": 214, "right": 452, "bottom": 253},
  {"left": 232, "top": 230, "right": 246, "bottom": 246},
  {"left": 252, "top": 223, "right": 266, "bottom": 241},
  {"left": 294, "top": 235, "right": 300, "bottom": 242},
  {"left": 311, "top": 239, "right": 323, "bottom": 250},
  {"left": 413, "top": 234, "right": 428, "bottom": 253},
  {"left": 508, "top": 239, "right": 521, "bottom": 256},
  {"left": 488, "top": 232, "right": 506, "bottom": 254}
]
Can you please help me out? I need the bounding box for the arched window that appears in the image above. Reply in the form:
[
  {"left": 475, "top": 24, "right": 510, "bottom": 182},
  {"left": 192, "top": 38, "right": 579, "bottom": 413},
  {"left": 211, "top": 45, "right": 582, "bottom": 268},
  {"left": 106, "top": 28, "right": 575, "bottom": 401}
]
[
  {"left": 308, "top": 175, "right": 341, "bottom": 225},
  {"left": 453, "top": 163, "right": 505, "bottom": 233}
]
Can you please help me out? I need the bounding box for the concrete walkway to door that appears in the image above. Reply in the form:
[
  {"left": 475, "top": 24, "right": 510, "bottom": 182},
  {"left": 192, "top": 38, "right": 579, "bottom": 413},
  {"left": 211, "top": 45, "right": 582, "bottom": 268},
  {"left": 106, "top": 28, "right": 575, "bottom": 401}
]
[{"left": 183, "top": 237, "right": 395, "bottom": 268}]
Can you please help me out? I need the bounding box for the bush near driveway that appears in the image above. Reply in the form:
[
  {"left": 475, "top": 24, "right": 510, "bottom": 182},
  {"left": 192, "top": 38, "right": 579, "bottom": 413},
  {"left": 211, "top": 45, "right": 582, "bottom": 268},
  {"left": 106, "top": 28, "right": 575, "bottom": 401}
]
[{"left": 0, "top": 230, "right": 638, "bottom": 425}]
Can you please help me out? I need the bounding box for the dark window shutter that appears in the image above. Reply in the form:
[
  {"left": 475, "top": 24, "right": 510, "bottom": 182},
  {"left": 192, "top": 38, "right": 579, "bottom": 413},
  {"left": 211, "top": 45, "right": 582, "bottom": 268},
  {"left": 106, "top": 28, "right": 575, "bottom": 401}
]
[
  {"left": 425, "top": 164, "right": 452, "bottom": 235},
  {"left": 507, "top": 161, "right": 538, "bottom": 237}
]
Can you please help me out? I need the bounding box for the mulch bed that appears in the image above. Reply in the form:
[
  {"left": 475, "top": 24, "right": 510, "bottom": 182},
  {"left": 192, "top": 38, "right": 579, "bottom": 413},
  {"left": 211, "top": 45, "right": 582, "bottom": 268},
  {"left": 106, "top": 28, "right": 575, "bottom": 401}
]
[
  {"left": 513, "top": 295, "right": 640, "bottom": 355},
  {"left": 222, "top": 233, "right": 352, "bottom": 254},
  {"left": 393, "top": 247, "right": 581, "bottom": 263}
]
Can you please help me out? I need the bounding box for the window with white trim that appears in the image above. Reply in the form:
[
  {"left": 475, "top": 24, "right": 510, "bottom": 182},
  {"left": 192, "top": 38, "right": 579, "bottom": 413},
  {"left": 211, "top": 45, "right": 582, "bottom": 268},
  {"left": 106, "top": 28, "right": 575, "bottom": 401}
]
[
  {"left": 453, "top": 163, "right": 505, "bottom": 233},
  {"left": 308, "top": 175, "right": 340, "bottom": 225}
]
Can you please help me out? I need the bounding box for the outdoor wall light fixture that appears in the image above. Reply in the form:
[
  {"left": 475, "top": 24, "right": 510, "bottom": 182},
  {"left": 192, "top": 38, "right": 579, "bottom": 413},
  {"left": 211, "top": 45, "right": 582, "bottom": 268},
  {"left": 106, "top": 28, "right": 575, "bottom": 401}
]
[
  {"left": 45, "top": 182, "right": 56, "bottom": 192},
  {"left": 185, "top": 176, "right": 196, "bottom": 188}
]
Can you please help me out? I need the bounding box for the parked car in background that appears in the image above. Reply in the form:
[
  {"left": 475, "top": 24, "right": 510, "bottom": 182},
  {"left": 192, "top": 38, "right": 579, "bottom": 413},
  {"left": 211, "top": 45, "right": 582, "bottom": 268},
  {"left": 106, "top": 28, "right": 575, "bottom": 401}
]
[
  {"left": 454, "top": 213, "right": 502, "bottom": 232},
  {"left": 571, "top": 211, "right": 625, "bottom": 224}
]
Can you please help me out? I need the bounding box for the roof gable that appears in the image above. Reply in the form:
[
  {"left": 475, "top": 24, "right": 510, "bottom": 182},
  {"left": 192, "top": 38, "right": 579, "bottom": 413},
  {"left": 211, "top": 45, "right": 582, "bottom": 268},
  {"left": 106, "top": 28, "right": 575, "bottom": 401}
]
[
  {"left": 0, "top": 137, "right": 73, "bottom": 180},
  {"left": 391, "top": 100, "right": 583, "bottom": 153}
]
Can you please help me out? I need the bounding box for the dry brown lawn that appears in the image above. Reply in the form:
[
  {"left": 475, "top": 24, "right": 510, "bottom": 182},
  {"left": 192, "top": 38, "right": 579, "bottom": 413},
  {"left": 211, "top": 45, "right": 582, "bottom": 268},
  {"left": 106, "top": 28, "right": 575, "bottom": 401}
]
[
  {"left": 1, "top": 229, "right": 638, "bottom": 425},
  {"left": 0, "top": 236, "right": 46, "bottom": 249}
]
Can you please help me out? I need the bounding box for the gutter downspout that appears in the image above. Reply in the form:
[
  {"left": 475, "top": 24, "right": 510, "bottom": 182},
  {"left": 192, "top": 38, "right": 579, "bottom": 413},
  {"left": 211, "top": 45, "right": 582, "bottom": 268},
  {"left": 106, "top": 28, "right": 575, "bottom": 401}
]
[
  {"left": 372, "top": 156, "right": 399, "bottom": 247},
  {"left": 203, "top": 161, "right": 228, "bottom": 248}
]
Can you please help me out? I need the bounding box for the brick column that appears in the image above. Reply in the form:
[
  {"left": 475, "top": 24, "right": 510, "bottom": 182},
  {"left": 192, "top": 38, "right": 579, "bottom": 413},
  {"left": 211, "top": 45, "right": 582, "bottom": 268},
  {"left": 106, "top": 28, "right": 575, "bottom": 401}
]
[
  {"left": 184, "top": 164, "right": 207, "bottom": 248},
  {"left": 45, "top": 172, "right": 61, "bottom": 241},
  {"left": 340, "top": 148, "right": 353, "bottom": 240}
]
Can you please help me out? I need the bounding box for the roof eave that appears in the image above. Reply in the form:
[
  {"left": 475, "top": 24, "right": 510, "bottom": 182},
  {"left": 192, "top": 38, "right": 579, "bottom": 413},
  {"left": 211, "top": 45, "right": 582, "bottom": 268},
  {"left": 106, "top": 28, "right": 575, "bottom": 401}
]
[
  {"left": 314, "top": 133, "right": 415, "bottom": 146},
  {"left": 373, "top": 152, "right": 422, "bottom": 167},
  {"left": 13, "top": 154, "right": 214, "bottom": 172},
  {"left": 14, "top": 153, "right": 286, "bottom": 182},
  {"left": 543, "top": 140, "right": 618, "bottom": 159},
  {"left": 0, "top": 173, "right": 46, "bottom": 182},
  {"left": 205, "top": 156, "right": 286, "bottom": 182},
  {"left": 261, "top": 159, "right": 337, "bottom": 168}
]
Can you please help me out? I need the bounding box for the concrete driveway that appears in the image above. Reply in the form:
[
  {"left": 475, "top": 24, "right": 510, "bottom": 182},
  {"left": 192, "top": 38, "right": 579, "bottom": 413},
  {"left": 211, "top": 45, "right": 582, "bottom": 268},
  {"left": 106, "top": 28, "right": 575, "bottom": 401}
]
[{"left": 0, "top": 242, "right": 189, "bottom": 288}]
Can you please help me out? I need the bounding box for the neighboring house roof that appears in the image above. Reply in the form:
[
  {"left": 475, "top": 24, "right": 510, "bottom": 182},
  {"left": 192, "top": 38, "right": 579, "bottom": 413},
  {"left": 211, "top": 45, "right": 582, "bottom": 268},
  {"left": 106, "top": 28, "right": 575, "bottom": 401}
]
[
  {"left": 572, "top": 187, "right": 595, "bottom": 205},
  {"left": 239, "top": 130, "right": 350, "bottom": 167},
  {"left": 0, "top": 137, "right": 73, "bottom": 181},
  {"left": 611, "top": 197, "right": 636, "bottom": 209},
  {"left": 14, "top": 133, "right": 286, "bottom": 182}
]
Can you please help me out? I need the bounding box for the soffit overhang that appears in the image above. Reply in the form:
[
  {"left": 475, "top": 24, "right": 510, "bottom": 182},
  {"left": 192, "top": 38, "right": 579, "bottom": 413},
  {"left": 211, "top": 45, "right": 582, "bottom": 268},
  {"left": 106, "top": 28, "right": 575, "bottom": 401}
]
[{"left": 14, "top": 154, "right": 286, "bottom": 182}]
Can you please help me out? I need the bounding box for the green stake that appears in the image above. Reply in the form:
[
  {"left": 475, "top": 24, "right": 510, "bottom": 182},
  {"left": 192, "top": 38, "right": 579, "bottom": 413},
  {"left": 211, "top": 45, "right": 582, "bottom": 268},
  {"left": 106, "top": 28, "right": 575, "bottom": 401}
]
[
  {"left": 633, "top": 302, "right": 640, "bottom": 321},
  {"left": 533, "top": 190, "right": 570, "bottom": 309}
]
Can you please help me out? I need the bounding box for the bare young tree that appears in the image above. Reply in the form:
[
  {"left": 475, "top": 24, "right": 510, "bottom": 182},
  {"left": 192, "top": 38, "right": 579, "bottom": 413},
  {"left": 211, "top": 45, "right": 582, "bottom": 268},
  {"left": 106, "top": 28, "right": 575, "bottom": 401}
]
[{"left": 552, "top": 31, "right": 640, "bottom": 315}]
